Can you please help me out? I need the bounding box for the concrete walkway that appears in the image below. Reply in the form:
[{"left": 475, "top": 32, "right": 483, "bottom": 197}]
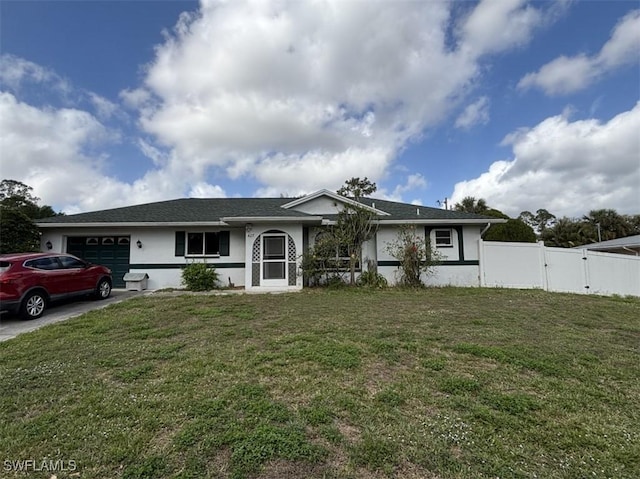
[{"left": 0, "top": 289, "right": 144, "bottom": 342}]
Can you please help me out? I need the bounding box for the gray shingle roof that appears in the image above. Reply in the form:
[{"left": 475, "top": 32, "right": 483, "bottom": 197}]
[
  {"left": 37, "top": 196, "right": 498, "bottom": 224},
  {"left": 358, "top": 198, "right": 499, "bottom": 221},
  {"left": 576, "top": 234, "right": 640, "bottom": 250}
]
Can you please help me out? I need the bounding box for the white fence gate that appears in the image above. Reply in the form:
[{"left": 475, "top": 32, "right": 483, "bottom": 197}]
[{"left": 479, "top": 240, "right": 640, "bottom": 297}]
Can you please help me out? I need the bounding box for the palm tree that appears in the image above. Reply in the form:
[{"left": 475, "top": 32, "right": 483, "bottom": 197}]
[
  {"left": 583, "top": 209, "right": 628, "bottom": 242},
  {"left": 454, "top": 196, "right": 488, "bottom": 214}
]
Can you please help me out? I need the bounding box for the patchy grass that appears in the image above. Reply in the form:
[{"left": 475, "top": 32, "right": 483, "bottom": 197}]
[{"left": 0, "top": 288, "right": 639, "bottom": 478}]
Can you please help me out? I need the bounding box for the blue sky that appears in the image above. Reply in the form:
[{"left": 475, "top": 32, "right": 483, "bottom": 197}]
[{"left": 1, "top": 0, "right": 638, "bottom": 217}]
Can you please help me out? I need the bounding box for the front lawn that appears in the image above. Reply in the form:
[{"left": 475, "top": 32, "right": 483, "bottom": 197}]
[{"left": 1, "top": 288, "right": 638, "bottom": 478}]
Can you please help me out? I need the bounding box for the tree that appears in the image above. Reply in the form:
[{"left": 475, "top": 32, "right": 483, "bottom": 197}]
[
  {"left": 0, "top": 179, "right": 60, "bottom": 253},
  {"left": 0, "top": 179, "right": 58, "bottom": 220},
  {"left": 540, "top": 217, "right": 595, "bottom": 248},
  {"left": 334, "top": 177, "right": 378, "bottom": 285},
  {"left": 518, "top": 209, "right": 556, "bottom": 235},
  {"left": 452, "top": 197, "right": 534, "bottom": 242},
  {"left": 623, "top": 214, "right": 640, "bottom": 235},
  {"left": 454, "top": 196, "right": 488, "bottom": 214},
  {"left": 0, "top": 208, "right": 40, "bottom": 253},
  {"left": 537, "top": 208, "right": 639, "bottom": 248},
  {"left": 337, "top": 177, "right": 377, "bottom": 199},
  {"left": 583, "top": 209, "right": 629, "bottom": 241},
  {"left": 484, "top": 219, "right": 536, "bottom": 243}
]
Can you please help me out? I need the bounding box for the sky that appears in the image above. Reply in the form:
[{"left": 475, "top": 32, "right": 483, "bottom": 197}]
[{"left": 0, "top": 0, "right": 638, "bottom": 218}]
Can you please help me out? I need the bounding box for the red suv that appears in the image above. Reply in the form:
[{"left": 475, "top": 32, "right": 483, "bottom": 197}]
[{"left": 0, "top": 253, "right": 112, "bottom": 320}]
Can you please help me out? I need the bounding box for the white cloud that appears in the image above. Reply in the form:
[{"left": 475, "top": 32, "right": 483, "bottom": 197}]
[
  {"left": 188, "top": 182, "right": 227, "bottom": 198},
  {"left": 451, "top": 102, "right": 640, "bottom": 217},
  {"left": 0, "top": 54, "right": 70, "bottom": 93},
  {"left": 455, "top": 96, "right": 490, "bottom": 129},
  {"left": 2, "top": 0, "right": 564, "bottom": 211},
  {"left": 88, "top": 92, "right": 119, "bottom": 120},
  {"left": 129, "top": 0, "right": 556, "bottom": 197},
  {"left": 518, "top": 9, "right": 640, "bottom": 95},
  {"left": 0, "top": 91, "right": 217, "bottom": 213},
  {"left": 119, "top": 87, "right": 153, "bottom": 110},
  {"left": 380, "top": 173, "right": 429, "bottom": 202},
  {"left": 458, "top": 0, "right": 545, "bottom": 57}
]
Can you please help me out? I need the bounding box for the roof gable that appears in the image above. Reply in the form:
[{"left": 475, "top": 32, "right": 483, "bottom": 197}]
[{"left": 281, "top": 189, "right": 390, "bottom": 216}]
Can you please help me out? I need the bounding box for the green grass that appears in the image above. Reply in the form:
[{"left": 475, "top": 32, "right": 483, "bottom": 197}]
[{"left": 1, "top": 288, "right": 639, "bottom": 478}]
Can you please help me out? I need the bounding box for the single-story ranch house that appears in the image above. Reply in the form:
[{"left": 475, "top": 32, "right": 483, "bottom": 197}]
[{"left": 37, "top": 189, "right": 505, "bottom": 290}]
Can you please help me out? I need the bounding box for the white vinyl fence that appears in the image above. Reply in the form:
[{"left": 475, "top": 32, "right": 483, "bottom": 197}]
[{"left": 479, "top": 240, "right": 640, "bottom": 297}]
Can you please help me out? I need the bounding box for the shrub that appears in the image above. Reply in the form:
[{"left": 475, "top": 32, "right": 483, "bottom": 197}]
[
  {"left": 385, "top": 225, "right": 442, "bottom": 287},
  {"left": 181, "top": 262, "right": 220, "bottom": 291},
  {"left": 357, "top": 260, "right": 388, "bottom": 288}
]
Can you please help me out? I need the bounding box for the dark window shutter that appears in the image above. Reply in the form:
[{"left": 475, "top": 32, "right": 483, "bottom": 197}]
[
  {"left": 219, "top": 231, "right": 230, "bottom": 256},
  {"left": 175, "top": 231, "right": 185, "bottom": 256}
]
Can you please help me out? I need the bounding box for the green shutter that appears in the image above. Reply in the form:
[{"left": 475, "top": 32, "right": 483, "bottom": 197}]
[
  {"left": 219, "top": 231, "right": 230, "bottom": 256},
  {"left": 175, "top": 231, "right": 185, "bottom": 256}
]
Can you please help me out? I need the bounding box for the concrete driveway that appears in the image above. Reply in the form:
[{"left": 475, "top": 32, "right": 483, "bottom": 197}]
[{"left": 0, "top": 289, "right": 145, "bottom": 342}]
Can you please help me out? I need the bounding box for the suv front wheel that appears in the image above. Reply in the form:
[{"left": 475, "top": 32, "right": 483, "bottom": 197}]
[
  {"left": 21, "top": 291, "right": 47, "bottom": 320},
  {"left": 95, "top": 278, "right": 112, "bottom": 300}
]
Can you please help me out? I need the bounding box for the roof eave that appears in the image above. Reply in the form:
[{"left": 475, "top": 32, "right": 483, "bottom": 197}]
[
  {"left": 221, "top": 216, "right": 324, "bottom": 224},
  {"left": 37, "top": 221, "right": 230, "bottom": 228},
  {"left": 376, "top": 218, "right": 508, "bottom": 225}
]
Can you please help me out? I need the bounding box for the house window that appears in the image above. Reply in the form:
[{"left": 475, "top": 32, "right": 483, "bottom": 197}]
[
  {"left": 314, "top": 232, "right": 360, "bottom": 271},
  {"left": 434, "top": 229, "right": 453, "bottom": 247},
  {"left": 187, "top": 232, "right": 222, "bottom": 256}
]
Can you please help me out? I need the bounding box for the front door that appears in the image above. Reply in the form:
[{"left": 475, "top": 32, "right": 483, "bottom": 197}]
[{"left": 261, "top": 234, "right": 287, "bottom": 287}]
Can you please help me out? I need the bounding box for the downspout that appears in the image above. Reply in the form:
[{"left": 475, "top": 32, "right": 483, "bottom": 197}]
[{"left": 480, "top": 222, "right": 491, "bottom": 238}]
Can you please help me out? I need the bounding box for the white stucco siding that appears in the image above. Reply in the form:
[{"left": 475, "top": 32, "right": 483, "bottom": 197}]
[
  {"left": 424, "top": 265, "right": 480, "bottom": 287},
  {"left": 376, "top": 226, "right": 406, "bottom": 262},
  {"left": 133, "top": 228, "right": 246, "bottom": 290},
  {"left": 128, "top": 267, "right": 245, "bottom": 290},
  {"left": 463, "top": 226, "right": 483, "bottom": 261},
  {"left": 375, "top": 224, "right": 481, "bottom": 287},
  {"left": 130, "top": 230, "right": 177, "bottom": 265},
  {"left": 39, "top": 226, "right": 247, "bottom": 290},
  {"left": 362, "top": 237, "right": 377, "bottom": 268},
  {"left": 379, "top": 263, "right": 480, "bottom": 288},
  {"left": 290, "top": 196, "right": 343, "bottom": 215}
]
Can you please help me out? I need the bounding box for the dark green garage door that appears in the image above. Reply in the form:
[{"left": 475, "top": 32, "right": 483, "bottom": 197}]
[{"left": 67, "top": 236, "right": 131, "bottom": 288}]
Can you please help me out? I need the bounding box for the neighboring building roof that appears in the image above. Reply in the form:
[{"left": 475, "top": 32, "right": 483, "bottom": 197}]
[
  {"left": 576, "top": 234, "right": 640, "bottom": 251},
  {"left": 37, "top": 191, "right": 503, "bottom": 227}
]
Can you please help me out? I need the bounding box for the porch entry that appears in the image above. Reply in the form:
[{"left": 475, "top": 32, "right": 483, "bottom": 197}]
[{"left": 251, "top": 230, "right": 297, "bottom": 287}]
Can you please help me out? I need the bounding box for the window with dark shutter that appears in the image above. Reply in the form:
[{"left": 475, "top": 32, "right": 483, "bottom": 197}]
[
  {"left": 175, "top": 231, "right": 186, "bottom": 256},
  {"left": 219, "top": 231, "right": 230, "bottom": 256},
  {"left": 184, "top": 231, "right": 230, "bottom": 256}
]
